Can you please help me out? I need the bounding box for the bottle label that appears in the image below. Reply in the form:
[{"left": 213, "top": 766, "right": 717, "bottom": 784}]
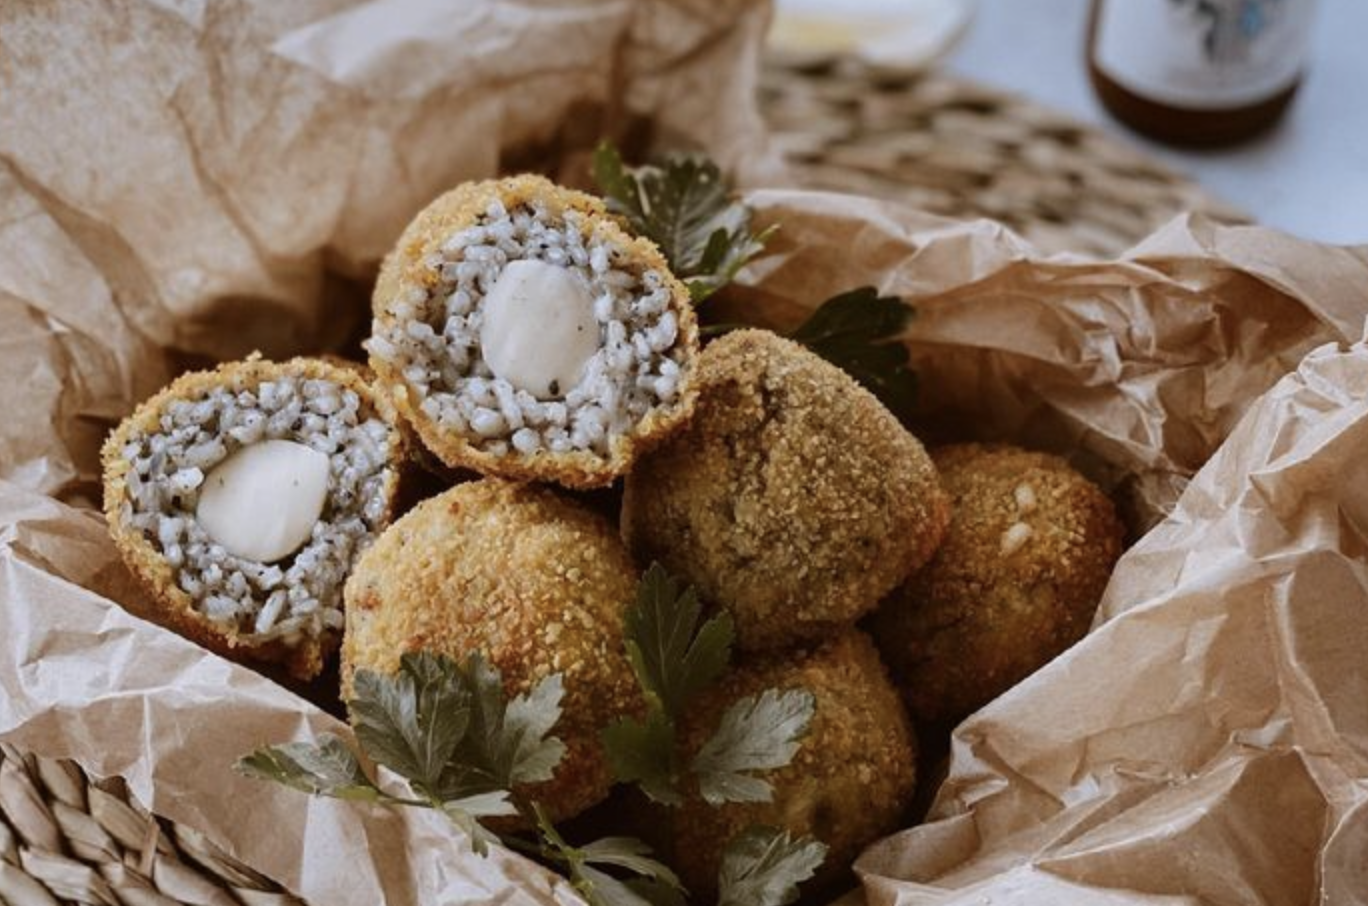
[{"left": 1094, "top": 0, "right": 1317, "bottom": 110}]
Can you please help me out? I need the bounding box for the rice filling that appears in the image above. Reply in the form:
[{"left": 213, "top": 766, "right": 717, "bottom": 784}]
[
  {"left": 118, "top": 376, "right": 395, "bottom": 643},
  {"left": 366, "top": 199, "right": 686, "bottom": 459}
]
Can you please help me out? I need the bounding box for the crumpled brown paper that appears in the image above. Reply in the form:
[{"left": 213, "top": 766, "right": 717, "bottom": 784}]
[
  {"left": 0, "top": 0, "right": 774, "bottom": 901},
  {"left": 736, "top": 193, "right": 1368, "bottom": 530},
  {"left": 6, "top": 1, "right": 1368, "bottom": 904},
  {"left": 854, "top": 338, "right": 1368, "bottom": 906},
  {"left": 0, "top": 0, "right": 776, "bottom": 502},
  {"left": 726, "top": 194, "right": 1368, "bottom": 905}
]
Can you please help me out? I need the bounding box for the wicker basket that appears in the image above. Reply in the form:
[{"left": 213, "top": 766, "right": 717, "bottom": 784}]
[{"left": 0, "top": 55, "right": 1245, "bottom": 905}]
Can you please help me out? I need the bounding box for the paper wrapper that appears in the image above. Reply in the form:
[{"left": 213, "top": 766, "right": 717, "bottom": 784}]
[
  {"left": 731, "top": 196, "right": 1368, "bottom": 904},
  {"left": 0, "top": 0, "right": 776, "bottom": 502},
  {"left": 1, "top": 0, "right": 775, "bottom": 901},
  {"left": 5, "top": 2, "right": 1368, "bottom": 904}
]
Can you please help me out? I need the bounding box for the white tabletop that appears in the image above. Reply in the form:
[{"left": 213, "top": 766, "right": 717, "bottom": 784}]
[{"left": 775, "top": 0, "right": 1368, "bottom": 245}]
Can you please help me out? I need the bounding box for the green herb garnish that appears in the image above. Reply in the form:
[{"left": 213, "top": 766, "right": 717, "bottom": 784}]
[
  {"left": 592, "top": 143, "right": 773, "bottom": 303},
  {"left": 623, "top": 565, "right": 733, "bottom": 717},
  {"left": 240, "top": 569, "right": 826, "bottom": 906},
  {"left": 691, "top": 689, "right": 814, "bottom": 807},
  {"left": 240, "top": 652, "right": 555, "bottom": 856},
  {"left": 788, "top": 286, "right": 918, "bottom": 423},
  {"left": 717, "top": 828, "right": 827, "bottom": 906},
  {"left": 237, "top": 734, "right": 383, "bottom": 802},
  {"left": 602, "top": 564, "right": 816, "bottom": 810},
  {"left": 592, "top": 144, "right": 917, "bottom": 423}
]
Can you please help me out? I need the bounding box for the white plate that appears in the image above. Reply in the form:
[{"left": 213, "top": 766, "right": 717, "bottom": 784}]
[{"left": 769, "top": 0, "right": 977, "bottom": 70}]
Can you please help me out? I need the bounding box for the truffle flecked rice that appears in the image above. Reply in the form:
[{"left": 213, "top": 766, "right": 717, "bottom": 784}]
[
  {"left": 102, "top": 357, "right": 406, "bottom": 680},
  {"left": 368, "top": 175, "right": 699, "bottom": 488}
]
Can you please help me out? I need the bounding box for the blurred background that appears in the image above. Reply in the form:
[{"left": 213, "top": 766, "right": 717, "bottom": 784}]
[{"left": 770, "top": 0, "right": 1368, "bottom": 245}]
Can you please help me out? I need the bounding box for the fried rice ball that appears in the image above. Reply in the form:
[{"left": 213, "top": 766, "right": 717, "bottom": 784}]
[
  {"left": 102, "top": 355, "right": 407, "bottom": 681},
  {"left": 342, "top": 478, "right": 641, "bottom": 821},
  {"left": 368, "top": 175, "right": 700, "bottom": 489},
  {"left": 873, "top": 443, "right": 1125, "bottom": 725},
  {"left": 621, "top": 329, "right": 950, "bottom": 651},
  {"left": 660, "top": 629, "right": 917, "bottom": 898}
]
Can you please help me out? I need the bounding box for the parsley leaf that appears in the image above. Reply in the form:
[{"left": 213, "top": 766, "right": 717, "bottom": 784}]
[
  {"left": 788, "top": 286, "right": 918, "bottom": 423},
  {"left": 242, "top": 653, "right": 567, "bottom": 857},
  {"left": 626, "top": 563, "right": 734, "bottom": 718},
  {"left": 534, "top": 804, "right": 683, "bottom": 906},
  {"left": 579, "top": 838, "right": 682, "bottom": 889},
  {"left": 691, "top": 689, "right": 816, "bottom": 806},
  {"left": 717, "top": 827, "right": 827, "bottom": 906},
  {"left": 440, "top": 655, "right": 566, "bottom": 799},
  {"left": 606, "top": 564, "right": 816, "bottom": 815},
  {"left": 236, "top": 735, "right": 381, "bottom": 802},
  {"left": 605, "top": 563, "right": 737, "bottom": 803},
  {"left": 440, "top": 792, "right": 516, "bottom": 856},
  {"left": 592, "top": 143, "right": 772, "bottom": 303},
  {"left": 593, "top": 144, "right": 917, "bottom": 421},
  {"left": 602, "top": 710, "right": 682, "bottom": 806},
  {"left": 349, "top": 651, "right": 470, "bottom": 797}
]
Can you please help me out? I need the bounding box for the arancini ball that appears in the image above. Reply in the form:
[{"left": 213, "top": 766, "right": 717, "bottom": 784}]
[
  {"left": 102, "top": 355, "right": 407, "bottom": 681},
  {"left": 342, "top": 478, "right": 641, "bottom": 821},
  {"left": 873, "top": 443, "right": 1125, "bottom": 725},
  {"left": 367, "top": 175, "right": 699, "bottom": 489},
  {"left": 661, "top": 629, "right": 917, "bottom": 898},
  {"left": 622, "top": 329, "right": 949, "bottom": 651}
]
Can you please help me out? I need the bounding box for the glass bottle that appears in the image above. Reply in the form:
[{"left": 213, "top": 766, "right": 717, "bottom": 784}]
[{"left": 1087, "top": 0, "right": 1318, "bottom": 146}]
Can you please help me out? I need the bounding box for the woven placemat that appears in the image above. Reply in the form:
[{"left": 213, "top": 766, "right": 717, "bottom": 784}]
[
  {"left": 761, "top": 53, "right": 1248, "bottom": 257},
  {"left": 0, "top": 744, "right": 302, "bottom": 906},
  {"left": 0, "top": 56, "right": 1255, "bottom": 906}
]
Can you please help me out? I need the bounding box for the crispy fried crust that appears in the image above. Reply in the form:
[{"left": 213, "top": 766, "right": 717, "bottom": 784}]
[
  {"left": 665, "top": 630, "right": 917, "bottom": 898},
  {"left": 342, "top": 478, "right": 642, "bottom": 822},
  {"left": 100, "top": 355, "right": 408, "bottom": 681},
  {"left": 621, "top": 329, "right": 950, "bottom": 650},
  {"left": 370, "top": 174, "right": 700, "bottom": 489},
  {"left": 873, "top": 443, "right": 1126, "bottom": 725}
]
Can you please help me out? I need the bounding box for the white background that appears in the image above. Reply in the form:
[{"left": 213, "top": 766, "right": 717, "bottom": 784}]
[{"left": 775, "top": 0, "right": 1368, "bottom": 245}]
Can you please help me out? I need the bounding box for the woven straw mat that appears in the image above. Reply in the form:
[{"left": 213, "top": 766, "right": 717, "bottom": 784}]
[
  {"left": 763, "top": 53, "right": 1247, "bottom": 257},
  {"left": 1, "top": 57, "right": 1248, "bottom": 906}
]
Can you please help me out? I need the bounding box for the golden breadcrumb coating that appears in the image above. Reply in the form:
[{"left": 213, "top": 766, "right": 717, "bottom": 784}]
[
  {"left": 370, "top": 174, "right": 700, "bottom": 489},
  {"left": 342, "top": 478, "right": 642, "bottom": 822},
  {"left": 663, "top": 630, "right": 917, "bottom": 898},
  {"left": 621, "top": 329, "right": 950, "bottom": 650},
  {"left": 101, "top": 356, "right": 407, "bottom": 681},
  {"left": 873, "top": 443, "right": 1126, "bottom": 725}
]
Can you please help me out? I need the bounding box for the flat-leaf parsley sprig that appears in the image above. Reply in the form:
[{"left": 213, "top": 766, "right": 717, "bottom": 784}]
[
  {"left": 603, "top": 564, "right": 827, "bottom": 905},
  {"left": 788, "top": 286, "right": 917, "bottom": 423},
  {"left": 592, "top": 145, "right": 916, "bottom": 423},
  {"left": 592, "top": 143, "right": 774, "bottom": 304},
  {"left": 239, "top": 651, "right": 561, "bottom": 857},
  {"left": 239, "top": 652, "right": 681, "bottom": 904},
  {"left": 239, "top": 567, "right": 825, "bottom": 906},
  {"left": 604, "top": 564, "right": 817, "bottom": 809}
]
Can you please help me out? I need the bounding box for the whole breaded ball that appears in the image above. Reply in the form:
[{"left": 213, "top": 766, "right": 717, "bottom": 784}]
[
  {"left": 343, "top": 478, "right": 640, "bottom": 821},
  {"left": 622, "top": 329, "right": 949, "bottom": 650},
  {"left": 662, "top": 630, "right": 917, "bottom": 898},
  {"left": 873, "top": 443, "right": 1126, "bottom": 726}
]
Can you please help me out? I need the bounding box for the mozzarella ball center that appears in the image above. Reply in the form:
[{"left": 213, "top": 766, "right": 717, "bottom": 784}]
[
  {"left": 479, "top": 259, "right": 600, "bottom": 400},
  {"left": 195, "top": 439, "right": 331, "bottom": 563}
]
